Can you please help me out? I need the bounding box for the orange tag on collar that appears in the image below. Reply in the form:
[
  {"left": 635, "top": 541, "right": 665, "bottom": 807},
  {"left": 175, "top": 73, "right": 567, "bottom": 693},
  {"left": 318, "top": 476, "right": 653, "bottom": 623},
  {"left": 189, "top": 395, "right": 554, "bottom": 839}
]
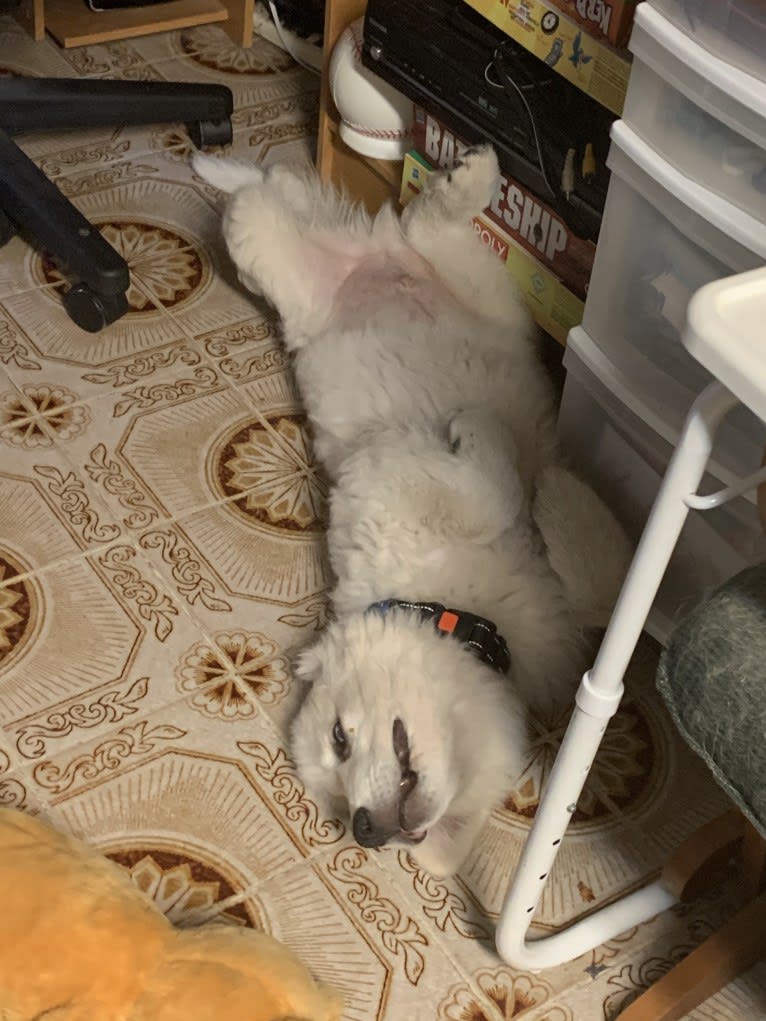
[{"left": 437, "top": 610, "right": 459, "bottom": 634}]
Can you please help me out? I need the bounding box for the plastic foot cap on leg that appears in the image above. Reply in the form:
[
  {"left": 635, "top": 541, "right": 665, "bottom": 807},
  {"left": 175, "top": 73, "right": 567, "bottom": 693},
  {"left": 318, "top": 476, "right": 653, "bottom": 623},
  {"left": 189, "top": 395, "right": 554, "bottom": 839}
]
[
  {"left": 63, "top": 283, "right": 128, "bottom": 333},
  {"left": 187, "top": 118, "right": 233, "bottom": 148}
]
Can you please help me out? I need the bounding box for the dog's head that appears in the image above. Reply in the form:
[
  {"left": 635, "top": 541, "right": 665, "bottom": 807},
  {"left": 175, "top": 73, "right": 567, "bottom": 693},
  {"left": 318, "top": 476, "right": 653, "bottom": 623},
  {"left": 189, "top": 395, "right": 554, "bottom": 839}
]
[{"left": 290, "top": 609, "right": 527, "bottom": 875}]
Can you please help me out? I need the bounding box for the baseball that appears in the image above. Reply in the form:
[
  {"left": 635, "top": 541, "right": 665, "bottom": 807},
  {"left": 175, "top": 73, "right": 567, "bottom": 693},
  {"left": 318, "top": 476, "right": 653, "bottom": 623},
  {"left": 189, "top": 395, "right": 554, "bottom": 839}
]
[{"left": 329, "top": 17, "right": 413, "bottom": 160}]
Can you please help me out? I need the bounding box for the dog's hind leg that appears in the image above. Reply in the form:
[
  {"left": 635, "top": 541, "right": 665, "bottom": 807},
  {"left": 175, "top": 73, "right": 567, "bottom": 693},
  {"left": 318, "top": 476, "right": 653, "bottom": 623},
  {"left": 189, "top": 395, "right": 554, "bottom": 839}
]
[
  {"left": 263, "top": 163, "right": 374, "bottom": 237},
  {"left": 194, "top": 152, "right": 371, "bottom": 235},
  {"left": 193, "top": 154, "right": 374, "bottom": 343},
  {"left": 221, "top": 178, "right": 375, "bottom": 343},
  {"left": 401, "top": 147, "right": 529, "bottom": 329},
  {"left": 444, "top": 408, "right": 528, "bottom": 540}
]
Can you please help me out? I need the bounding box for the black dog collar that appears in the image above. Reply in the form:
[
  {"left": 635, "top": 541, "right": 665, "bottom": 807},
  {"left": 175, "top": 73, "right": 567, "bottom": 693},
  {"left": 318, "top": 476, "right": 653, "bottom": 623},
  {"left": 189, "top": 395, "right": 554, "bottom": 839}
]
[{"left": 367, "top": 598, "right": 512, "bottom": 675}]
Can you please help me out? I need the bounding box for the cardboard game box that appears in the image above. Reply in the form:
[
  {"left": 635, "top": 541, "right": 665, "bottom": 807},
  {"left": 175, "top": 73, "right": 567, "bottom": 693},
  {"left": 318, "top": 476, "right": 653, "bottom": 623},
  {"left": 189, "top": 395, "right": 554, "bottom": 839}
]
[
  {"left": 545, "top": 0, "right": 637, "bottom": 49},
  {"left": 463, "top": 0, "right": 632, "bottom": 115},
  {"left": 400, "top": 151, "right": 584, "bottom": 346}
]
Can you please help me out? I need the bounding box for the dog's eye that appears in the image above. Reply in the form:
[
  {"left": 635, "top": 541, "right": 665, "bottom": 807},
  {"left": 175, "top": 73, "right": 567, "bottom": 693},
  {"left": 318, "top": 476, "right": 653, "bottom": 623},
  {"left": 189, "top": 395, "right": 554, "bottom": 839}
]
[{"left": 332, "top": 718, "right": 350, "bottom": 761}]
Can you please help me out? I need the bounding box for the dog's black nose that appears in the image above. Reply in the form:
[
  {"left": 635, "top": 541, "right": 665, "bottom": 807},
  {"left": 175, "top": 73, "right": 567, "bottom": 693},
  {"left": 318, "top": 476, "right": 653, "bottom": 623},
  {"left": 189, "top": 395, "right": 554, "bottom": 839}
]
[{"left": 352, "top": 807, "right": 392, "bottom": 848}]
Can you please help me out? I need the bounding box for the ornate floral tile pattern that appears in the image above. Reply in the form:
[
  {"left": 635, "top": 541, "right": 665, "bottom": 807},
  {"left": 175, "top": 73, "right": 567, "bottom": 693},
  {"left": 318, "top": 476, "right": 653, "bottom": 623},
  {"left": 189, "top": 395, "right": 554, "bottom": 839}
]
[{"left": 0, "top": 15, "right": 761, "bottom": 1020}]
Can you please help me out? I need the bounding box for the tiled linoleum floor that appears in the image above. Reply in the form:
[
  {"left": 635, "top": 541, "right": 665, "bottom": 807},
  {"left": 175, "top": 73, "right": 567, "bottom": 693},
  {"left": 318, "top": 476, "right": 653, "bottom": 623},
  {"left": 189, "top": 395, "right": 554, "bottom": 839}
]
[{"left": 1, "top": 14, "right": 765, "bottom": 1019}]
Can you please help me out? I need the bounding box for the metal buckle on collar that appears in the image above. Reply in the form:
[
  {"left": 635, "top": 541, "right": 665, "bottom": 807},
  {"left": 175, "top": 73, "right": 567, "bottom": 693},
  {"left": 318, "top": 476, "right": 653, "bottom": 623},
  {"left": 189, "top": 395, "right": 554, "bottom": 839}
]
[{"left": 366, "top": 598, "right": 511, "bottom": 675}]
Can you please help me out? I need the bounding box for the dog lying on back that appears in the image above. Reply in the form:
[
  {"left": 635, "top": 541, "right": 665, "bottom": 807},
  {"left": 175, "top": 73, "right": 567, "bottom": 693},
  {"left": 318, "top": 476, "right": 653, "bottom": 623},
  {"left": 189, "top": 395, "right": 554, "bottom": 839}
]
[{"left": 193, "top": 147, "right": 631, "bottom": 877}]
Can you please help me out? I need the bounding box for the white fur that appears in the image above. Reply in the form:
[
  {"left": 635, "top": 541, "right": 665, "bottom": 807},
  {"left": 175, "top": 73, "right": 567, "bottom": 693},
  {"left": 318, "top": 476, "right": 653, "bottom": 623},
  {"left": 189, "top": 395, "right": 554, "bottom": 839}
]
[{"left": 194, "top": 147, "right": 632, "bottom": 877}]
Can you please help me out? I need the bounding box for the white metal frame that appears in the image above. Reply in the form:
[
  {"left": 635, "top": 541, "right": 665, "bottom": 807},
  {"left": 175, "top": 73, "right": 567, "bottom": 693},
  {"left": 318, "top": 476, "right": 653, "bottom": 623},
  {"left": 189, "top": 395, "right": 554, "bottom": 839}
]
[{"left": 496, "top": 380, "right": 766, "bottom": 970}]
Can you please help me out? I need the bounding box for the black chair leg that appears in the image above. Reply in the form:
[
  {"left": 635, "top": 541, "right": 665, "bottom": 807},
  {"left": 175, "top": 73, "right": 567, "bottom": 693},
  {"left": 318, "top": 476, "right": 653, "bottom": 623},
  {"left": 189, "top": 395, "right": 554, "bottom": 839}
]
[
  {"left": 0, "top": 79, "right": 234, "bottom": 332},
  {"left": 0, "top": 79, "right": 233, "bottom": 144},
  {"left": 0, "top": 126, "right": 129, "bottom": 332},
  {"left": 0, "top": 208, "right": 15, "bottom": 247}
]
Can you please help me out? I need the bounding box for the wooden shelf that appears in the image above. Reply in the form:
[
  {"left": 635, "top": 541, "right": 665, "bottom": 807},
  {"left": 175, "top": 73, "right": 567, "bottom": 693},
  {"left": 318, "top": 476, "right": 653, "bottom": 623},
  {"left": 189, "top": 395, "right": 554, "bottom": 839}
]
[
  {"left": 16, "top": 0, "right": 251, "bottom": 48},
  {"left": 323, "top": 115, "right": 402, "bottom": 207},
  {"left": 316, "top": 0, "right": 402, "bottom": 214}
]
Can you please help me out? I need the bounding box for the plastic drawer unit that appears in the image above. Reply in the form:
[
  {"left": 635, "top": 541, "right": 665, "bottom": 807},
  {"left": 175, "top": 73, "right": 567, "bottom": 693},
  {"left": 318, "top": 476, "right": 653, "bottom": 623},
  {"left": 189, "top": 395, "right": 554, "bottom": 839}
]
[
  {"left": 558, "top": 326, "right": 766, "bottom": 641},
  {"left": 648, "top": 0, "right": 766, "bottom": 84},
  {"left": 582, "top": 121, "right": 766, "bottom": 467},
  {"left": 626, "top": 5, "right": 766, "bottom": 225}
]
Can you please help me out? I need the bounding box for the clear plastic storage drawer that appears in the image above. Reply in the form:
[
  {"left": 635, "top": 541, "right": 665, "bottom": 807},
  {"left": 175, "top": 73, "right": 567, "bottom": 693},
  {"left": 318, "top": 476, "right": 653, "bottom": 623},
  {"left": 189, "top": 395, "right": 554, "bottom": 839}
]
[
  {"left": 582, "top": 121, "right": 766, "bottom": 481},
  {"left": 559, "top": 327, "right": 766, "bottom": 642},
  {"left": 648, "top": 0, "right": 766, "bottom": 83},
  {"left": 626, "top": 5, "right": 766, "bottom": 225}
]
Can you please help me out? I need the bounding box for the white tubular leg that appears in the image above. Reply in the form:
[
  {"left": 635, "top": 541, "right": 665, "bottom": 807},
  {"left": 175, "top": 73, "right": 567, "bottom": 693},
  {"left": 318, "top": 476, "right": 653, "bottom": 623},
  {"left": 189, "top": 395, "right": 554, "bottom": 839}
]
[{"left": 496, "top": 382, "right": 739, "bottom": 971}]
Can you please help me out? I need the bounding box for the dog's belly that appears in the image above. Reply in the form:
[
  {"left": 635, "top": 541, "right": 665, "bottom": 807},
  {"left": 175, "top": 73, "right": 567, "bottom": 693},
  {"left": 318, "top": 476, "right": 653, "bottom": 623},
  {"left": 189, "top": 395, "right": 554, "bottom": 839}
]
[
  {"left": 292, "top": 249, "right": 559, "bottom": 480},
  {"left": 332, "top": 251, "right": 448, "bottom": 326}
]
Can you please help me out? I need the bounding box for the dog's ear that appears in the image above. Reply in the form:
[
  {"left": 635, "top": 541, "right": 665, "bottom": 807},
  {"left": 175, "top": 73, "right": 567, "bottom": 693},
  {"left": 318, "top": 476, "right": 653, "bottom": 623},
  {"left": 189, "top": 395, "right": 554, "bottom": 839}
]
[
  {"left": 292, "top": 644, "right": 324, "bottom": 685},
  {"left": 191, "top": 152, "right": 264, "bottom": 194}
]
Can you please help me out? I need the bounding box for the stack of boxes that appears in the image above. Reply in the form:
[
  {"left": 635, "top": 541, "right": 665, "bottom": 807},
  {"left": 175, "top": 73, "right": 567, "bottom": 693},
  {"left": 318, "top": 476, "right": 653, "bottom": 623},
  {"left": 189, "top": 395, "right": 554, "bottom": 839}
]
[
  {"left": 395, "top": 0, "right": 635, "bottom": 344},
  {"left": 464, "top": 0, "right": 634, "bottom": 112},
  {"left": 558, "top": 1, "right": 766, "bottom": 639}
]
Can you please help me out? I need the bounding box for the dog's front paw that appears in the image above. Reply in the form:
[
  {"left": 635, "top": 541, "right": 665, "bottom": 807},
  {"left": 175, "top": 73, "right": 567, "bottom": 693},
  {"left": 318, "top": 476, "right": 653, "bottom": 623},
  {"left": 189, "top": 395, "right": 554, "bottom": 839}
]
[
  {"left": 427, "top": 144, "right": 501, "bottom": 218},
  {"left": 448, "top": 408, "right": 514, "bottom": 459},
  {"left": 447, "top": 409, "right": 524, "bottom": 531}
]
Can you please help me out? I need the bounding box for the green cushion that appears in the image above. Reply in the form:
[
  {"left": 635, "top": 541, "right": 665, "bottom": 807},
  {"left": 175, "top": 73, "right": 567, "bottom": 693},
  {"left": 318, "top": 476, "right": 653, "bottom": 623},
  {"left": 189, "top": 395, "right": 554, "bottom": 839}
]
[{"left": 656, "top": 563, "right": 766, "bottom": 839}]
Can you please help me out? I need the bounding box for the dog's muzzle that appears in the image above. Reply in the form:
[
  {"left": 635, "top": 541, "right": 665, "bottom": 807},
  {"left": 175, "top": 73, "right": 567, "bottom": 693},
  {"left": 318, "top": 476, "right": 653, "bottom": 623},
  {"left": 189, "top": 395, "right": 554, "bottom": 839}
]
[{"left": 352, "top": 717, "right": 428, "bottom": 849}]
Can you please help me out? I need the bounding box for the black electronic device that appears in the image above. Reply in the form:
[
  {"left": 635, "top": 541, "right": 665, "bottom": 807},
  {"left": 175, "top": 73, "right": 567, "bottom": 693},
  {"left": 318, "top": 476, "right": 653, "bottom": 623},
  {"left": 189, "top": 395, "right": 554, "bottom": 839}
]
[{"left": 363, "top": 0, "right": 615, "bottom": 240}]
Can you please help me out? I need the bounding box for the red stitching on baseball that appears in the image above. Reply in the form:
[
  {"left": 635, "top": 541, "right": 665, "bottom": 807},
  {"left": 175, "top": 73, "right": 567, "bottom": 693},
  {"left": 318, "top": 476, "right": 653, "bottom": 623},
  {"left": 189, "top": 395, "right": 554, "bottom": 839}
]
[{"left": 343, "top": 119, "right": 409, "bottom": 140}]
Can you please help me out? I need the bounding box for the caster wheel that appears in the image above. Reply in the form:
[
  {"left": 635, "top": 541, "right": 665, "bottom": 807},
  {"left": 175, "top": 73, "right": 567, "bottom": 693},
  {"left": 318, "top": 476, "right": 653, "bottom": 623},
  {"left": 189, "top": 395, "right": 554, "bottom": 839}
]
[
  {"left": 187, "top": 117, "right": 233, "bottom": 149},
  {"left": 0, "top": 210, "right": 16, "bottom": 247},
  {"left": 63, "top": 283, "right": 129, "bottom": 333}
]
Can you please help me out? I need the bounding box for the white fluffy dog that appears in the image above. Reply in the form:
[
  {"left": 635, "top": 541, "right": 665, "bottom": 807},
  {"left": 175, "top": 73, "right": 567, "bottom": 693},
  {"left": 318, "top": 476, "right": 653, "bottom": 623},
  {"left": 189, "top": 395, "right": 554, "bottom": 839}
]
[{"left": 193, "top": 147, "right": 631, "bottom": 877}]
